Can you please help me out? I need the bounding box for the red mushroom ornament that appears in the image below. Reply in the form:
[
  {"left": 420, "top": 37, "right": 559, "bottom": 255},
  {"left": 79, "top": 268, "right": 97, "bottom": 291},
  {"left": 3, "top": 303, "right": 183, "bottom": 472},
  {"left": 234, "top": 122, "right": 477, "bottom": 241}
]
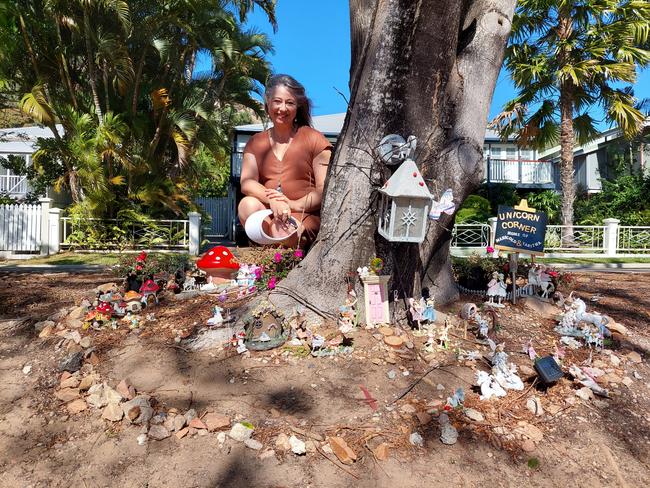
[
  {"left": 95, "top": 301, "right": 113, "bottom": 322},
  {"left": 139, "top": 279, "right": 160, "bottom": 306},
  {"left": 196, "top": 246, "right": 239, "bottom": 283}
]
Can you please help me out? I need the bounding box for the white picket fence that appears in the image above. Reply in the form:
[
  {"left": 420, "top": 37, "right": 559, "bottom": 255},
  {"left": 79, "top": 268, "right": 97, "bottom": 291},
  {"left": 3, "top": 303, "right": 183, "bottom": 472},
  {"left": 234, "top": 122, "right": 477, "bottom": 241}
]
[{"left": 0, "top": 203, "right": 42, "bottom": 252}]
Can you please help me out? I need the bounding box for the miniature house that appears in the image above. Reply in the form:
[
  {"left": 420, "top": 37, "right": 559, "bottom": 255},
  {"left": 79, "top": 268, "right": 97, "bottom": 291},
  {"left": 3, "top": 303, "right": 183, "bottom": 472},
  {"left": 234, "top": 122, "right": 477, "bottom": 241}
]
[
  {"left": 361, "top": 275, "right": 391, "bottom": 326},
  {"left": 378, "top": 159, "right": 433, "bottom": 243}
]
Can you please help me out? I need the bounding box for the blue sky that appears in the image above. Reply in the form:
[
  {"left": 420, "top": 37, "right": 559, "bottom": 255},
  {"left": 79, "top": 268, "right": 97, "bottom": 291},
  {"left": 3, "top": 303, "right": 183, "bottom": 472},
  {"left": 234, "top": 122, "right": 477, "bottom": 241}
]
[{"left": 238, "top": 1, "right": 650, "bottom": 128}]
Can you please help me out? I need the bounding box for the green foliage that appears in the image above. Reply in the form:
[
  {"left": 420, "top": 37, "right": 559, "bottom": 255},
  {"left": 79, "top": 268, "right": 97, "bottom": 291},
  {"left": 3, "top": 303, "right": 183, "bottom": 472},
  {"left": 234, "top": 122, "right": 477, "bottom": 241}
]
[
  {"left": 575, "top": 174, "right": 650, "bottom": 225},
  {"left": 525, "top": 190, "right": 561, "bottom": 224},
  {"left": 0, "top": 0, "right": 276, "bottom": 218},
  {"left": 113, "top": 252, "right": 190, "bottom": 279},
  {"left": 456, "top": 194, "right": 491, "bottom": 223},
  {"left": 257, "top": 249, "right": 304, "bottom": 291},
  {"left": 475, "top": 183, "right": 520, "bottom": 213}
]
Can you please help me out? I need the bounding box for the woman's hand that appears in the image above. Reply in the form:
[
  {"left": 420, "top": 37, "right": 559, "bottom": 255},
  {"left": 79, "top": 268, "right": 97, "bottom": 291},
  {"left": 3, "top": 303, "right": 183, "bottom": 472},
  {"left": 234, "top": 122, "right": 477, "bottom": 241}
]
[{"left": 269, "top": 197, "right": 291, "bottom": 222}]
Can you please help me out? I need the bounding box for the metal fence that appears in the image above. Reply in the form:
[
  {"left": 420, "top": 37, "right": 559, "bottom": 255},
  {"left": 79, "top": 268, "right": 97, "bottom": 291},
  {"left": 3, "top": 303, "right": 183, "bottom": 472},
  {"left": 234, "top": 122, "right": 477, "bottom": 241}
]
[
  {"left": 60, "top": 217, "right": 190, "bottom": 250},
  {"left": 617, "top": 226, "right": 650, "bottom": 254},
  {"left": 451, "top": 223, "right": 491, "bottom": 248},
  {"left": 543, "top": 225, "right": 605, "bottom": 253}
]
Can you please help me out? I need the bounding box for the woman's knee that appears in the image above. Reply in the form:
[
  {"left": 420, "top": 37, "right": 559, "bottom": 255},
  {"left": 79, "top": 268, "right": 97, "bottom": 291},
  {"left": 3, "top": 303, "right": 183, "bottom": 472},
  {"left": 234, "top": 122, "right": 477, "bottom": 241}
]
[{"left": 238, "top": 196, "right": 265, "bottom": 223}]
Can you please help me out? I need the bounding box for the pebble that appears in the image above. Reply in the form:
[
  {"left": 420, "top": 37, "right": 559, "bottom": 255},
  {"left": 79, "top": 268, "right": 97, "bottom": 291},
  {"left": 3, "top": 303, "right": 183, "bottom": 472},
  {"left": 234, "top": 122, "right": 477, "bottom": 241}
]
[
  {"left": 102, "top": 403, "right": 124, "bottom": 422},
  {"left": 136, "top": 434, "right": 147, "bottom": 445},
  {"left": 259, "top": 449, "right": 276, "bottom": 460},
  {"left": 59, "top": 352, "right": 84, "bottom": 373},
  {"left": 387, "top": 370, "right": 397, "bottom": 380},
  {"left": 626, "top": 351, "right": 643, "bottom": 364},
  {"left": 275, "top": 433, "right": 291, "bottom": 451},
  {"left": 217, "top": 432, "right": 226, "bottom": 444},
  {"left": 622, "top": 377, "right": 633, "bottom": 387},
  {"left": 439, "top": 414, "right": 458, "bottom": 445},
  {"left": 464, "top": 408, "right": 485, "bottom": 422},
  {"left": 289, "top": 435, "right": 306, "bottom": 455},
  {"left": 22, "top": 364, "right": 32, "bottom": 375},
  {"left": 575, "top": 387, "right": 594, "bottom": 401},
  {"left": 229, "top": 423, "right": 254, "bottom": 442},
  {"left": 245, "top": 439, "right": 263, "bottom": 450},
  {"left": 526, "top": 397, "right": 544, "bottom": 416},
  {"left": 148, "top": 425, "right": 170, "bottom": 440},
  {"left": 409, "top": 432, "right": 424, "bottom": 447},
  {"left": 436, "top": 384, "right": 445, "bottom": 391}
]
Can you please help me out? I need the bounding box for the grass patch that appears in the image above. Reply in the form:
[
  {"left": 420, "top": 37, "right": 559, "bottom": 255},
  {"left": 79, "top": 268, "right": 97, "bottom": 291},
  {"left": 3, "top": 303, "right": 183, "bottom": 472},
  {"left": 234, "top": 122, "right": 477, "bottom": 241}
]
[{"left": 4, "top": 252, "right": 121, "bottom": 266}]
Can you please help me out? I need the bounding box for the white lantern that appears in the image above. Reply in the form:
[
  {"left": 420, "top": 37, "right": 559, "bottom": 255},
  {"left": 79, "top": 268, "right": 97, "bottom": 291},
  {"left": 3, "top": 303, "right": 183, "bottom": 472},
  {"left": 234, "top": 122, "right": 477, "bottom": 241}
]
[{"left": 378, "top": 159, "right": 432, "bottom": 243}]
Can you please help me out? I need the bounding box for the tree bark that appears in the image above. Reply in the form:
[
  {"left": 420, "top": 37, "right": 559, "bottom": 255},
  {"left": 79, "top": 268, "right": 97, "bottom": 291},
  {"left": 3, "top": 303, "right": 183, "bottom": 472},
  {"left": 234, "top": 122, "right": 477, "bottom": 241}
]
[
  {"left": 83, "top": 9, "right": 104, "bottom": 126},
  {"left": 271, "top": 0, "right": 516, "bottom": 320}
]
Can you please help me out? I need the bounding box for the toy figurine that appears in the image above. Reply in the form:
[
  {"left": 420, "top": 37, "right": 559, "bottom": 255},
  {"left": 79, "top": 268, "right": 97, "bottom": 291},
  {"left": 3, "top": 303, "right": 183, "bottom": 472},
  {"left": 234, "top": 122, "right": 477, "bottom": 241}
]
[
  {"left": 207, "top": 306, "right": 224, "bottom": 326},
  {"left": 439, "top": 319, "right": 452, "bottom": 348},
  {"left": 486, "top": 272, "right": 506, "bottom": 307},
  {"left": 338, "top": 288, "right": 358, "bottom": 333},
  {"left": 408, "top": 297, "right": 425, "bottom": 332},
  {"left": 422, "top": 290, "right": 436, "bottom": 323}
]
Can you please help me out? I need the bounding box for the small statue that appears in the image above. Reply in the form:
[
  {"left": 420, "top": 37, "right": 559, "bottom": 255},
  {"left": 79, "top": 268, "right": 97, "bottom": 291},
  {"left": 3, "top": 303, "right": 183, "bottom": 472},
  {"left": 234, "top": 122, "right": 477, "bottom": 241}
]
[
  {"left": 207, "top": 306, "right": 224, "bottom": 326},
  {"left": 491, "top": 343, "right": 524, "bottom": 391},
  {"left": 408, "top": 297, "right": 425, "bottom": 332},
  {"left": 338, "top": 288, "right": 357, "bottom": 333},
  {"left": 486, "top": 272, "right": 506, "bottom": 307},
  {"left": 476, "top": 370, "right": 507, "bottom": 400},
  {"left": 421, "top": 288, "right": 436, "bottom": 323},
  {"left": 438, "top": 319, "right": 452, "bottom": 348},
  {"left": 477, "top": 314, "right": 489, "bottom": 339}
]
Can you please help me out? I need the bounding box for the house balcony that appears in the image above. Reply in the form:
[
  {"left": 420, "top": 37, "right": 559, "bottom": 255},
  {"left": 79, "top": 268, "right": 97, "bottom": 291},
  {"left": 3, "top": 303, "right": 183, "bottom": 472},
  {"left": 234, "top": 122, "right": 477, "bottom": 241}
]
[
  {"left": 231, "top": 151, "right": 243, "bottom": 180},
  {"left": 0, "top": 174, "right": 29, "bottom": 198},
  {"left": 486, "top": 158, "right": 558, "bottom": 189}
]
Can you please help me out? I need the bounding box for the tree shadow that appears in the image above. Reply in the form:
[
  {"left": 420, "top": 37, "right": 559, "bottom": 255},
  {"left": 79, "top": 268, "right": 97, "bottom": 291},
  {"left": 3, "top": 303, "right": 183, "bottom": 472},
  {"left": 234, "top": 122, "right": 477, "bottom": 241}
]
[{"left": 264, "top": 386, "right": 314, "bottom": 415}]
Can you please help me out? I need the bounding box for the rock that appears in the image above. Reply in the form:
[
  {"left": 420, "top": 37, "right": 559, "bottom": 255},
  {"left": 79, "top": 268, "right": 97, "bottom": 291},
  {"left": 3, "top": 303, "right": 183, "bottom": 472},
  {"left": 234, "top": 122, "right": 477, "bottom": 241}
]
[
  {"left": 78, "top": 375, "right": 96, "bottom": 391},
  {"left": 275, "top": 433, "right": 291, "bottom": 451},
  {"left": 148, "top": 425, "right": 171, "bottom": 441},
  {"left": 22, "top": 364, "right": 32, "bottom": 375},
  {"left": 34, "top": 320, "right": 55, "bottom": 332},
  {"left": 137, "top": 434, "right": 148, "bottom": 445},
  {"left": 329, "top": 436, "right": 355, "bottom": 463},
  {"left": 39, "top": 324, "right": 54, "bottom": 338},
  {"left": 436, "top": 384, "right": 445, "bottom": 391},
  {"left": 464, "top": 408, "right": 485, "bottom": 422},
  {"left": 519, "top": 364, "right": 537, "bottom": 381},
  {"left": 305, "top": 440, "right": 317, "bottom": 453},
  {"left": 66, "top": 399, "right": 88, "bottom": 415},
  {"left": 514, "top": 422, "right": 544, "bottom": 443},
  {"left": 172, "top": 415, "right": 186, "bottom": 432},
  {"left": 64, "top": 330, "right": 82, "bottom": 344},
  {"left": 575, "top": 386, "right": 594, "bottom": 401},
  {"left": 601, "top": 373, "right": 622, "bottom": 385},
  {"left": 122, "top": 396, "right": 153, "bottom": 425},
  {"left": 175, "top": 427, "right": 189, "bottom": 439},
  {"left": 607, "top": 320, "right": 628, "bottom": 336},
  {"left": 387, "top": 370, "right": 397, "bottom": 380},
  {"left": 626, "top": 351, "right": 643, "bottom": 364},
  {"left": 439, "top": 423, "right": 458, "bottom": 445},
  {"left": 622, "top": 376, "right": 633, "bottom": 387},
  {"left": 522, "top": 297, "right": 559, "bottom": 318},
  {"left": 374, "top": 443, "right": 390, "bottom": 461},
  {"left": 184, "top": 408, "right": 197, "bottom": 423},
  {"left": 79, "top": 337, "right": 92, "bottom": 349},
  {"left": 55, "top": 388, "right": 80, "bottom": 402},
  {"left": 526, "top": 397, "right": 544, "bottom": 416},
  {"left": 229, "top": 423, "right": 254, "bottom": 442},
  {"left": 66, "top": 318, "right": 83, "bottom": 329},
  {"left": 259, "top": 449, "right": 276, "bottom": 460},
  {"left": 521, "top": 439, "right": 536, "bottom": 452},
  {"left": 288, "top": 435, "right": 306, "bottom": 455},
  {"left": 409, "top": 432, "right": 424, "bottom": 447},
  {"left": 416, "top": 411, "right": 432, "bottom": 425},
  {"left": 217, "top": 432, "right": 227, "bottom": 444},
  {"left": 245, "top": 439, "right": 263, "bottom": 450},
  {"left": 68, "top": 306, "right": 87, "bottom": 321},
  {"left": 103, "top": 385, "right": 122, "bottom": 405},
  {"left": 59, "top": 352, "right": 84, "bottom": 373},
  {"left": 204, "top": 413, "right": 230, "bottom": 432},
  {"left": 60, "top": 375, "right": 80, "bottom": 389},
  {"left": 116, "top": 379, "right": 135, "bottom": 400},
  {"left": 609, "top": 354, "right": 621, "bottom": 367},
  {"left": 97, "top": 282, "right": 118, "bottom": 294},
  {"left": 189, "top": 417, "right": 208, "bottom": 430},
  {"left": 86, "top": 384, "right": 106, "bottom": 408},
  {"left": 102, "top": 403, "right": 124, "bottom": 422}
]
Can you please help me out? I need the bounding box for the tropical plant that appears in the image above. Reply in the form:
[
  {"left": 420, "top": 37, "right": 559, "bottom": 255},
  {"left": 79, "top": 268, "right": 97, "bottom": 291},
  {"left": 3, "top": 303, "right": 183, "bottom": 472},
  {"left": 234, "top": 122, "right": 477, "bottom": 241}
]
[
  {"left": 0, "top": 0, "right": 276, "bottom": 218},
  {"left": 525, "top": 190, "right": 561, "bottom": 224},
  {"left": 491, "top": 0, "right": 650, "bottom": 239}
]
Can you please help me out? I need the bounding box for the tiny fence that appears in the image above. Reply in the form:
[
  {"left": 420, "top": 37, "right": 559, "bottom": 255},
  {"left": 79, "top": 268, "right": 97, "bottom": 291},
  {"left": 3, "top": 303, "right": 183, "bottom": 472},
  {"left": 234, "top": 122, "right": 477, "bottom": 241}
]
[
  {"left": 617, "top": 226, "right": 650, "bottom": 254},
  {"left": 60, "top": 217, "right": 190, "bottom": 250}
]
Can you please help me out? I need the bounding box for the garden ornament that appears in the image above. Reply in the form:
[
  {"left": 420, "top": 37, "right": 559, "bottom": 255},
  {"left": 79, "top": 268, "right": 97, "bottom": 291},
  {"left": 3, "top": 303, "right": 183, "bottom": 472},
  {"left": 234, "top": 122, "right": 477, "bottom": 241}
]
[
  {"left": 244, "top": 209, "right": 299, "bottom": 245},
  {"left": 422, "top": 295, "right": 436, "bottom": 323},
  {"left": 207, "top": 306, "right": 224, "bottom": 326},
  {"left": 439, "top": 319, "right": 452, "bottom": 348},
  {"left": 338, "top": 289, "right": 358, "bottom": 333},
  {"left": 140, "top": 279, "right": 160, "bottom": 306},
  {"left": 378, "top": 134, "right": 416, "bottom": 165},
  {"left": 408, "top": 297, "right": 425, "bottom": 332},
  {"left": 492, "top": 344, "right": 524, "bottom": 391},
  {"left": 527, "top": 264, "right": 554, "bottom": 299},
  {"left": 182, "top": 277, "right": 197, "bottom": 292},
  {"left": 476, "top": 370, "right": 507, "bottom": 400},
  {"left": 196, "top": 246, "right": 240, "bottom": 282},
  {"left": 377, "top": 136, "right": 433, "bottom": 243},
  {"left": 428, "top": 188, "right": 456, "bottom": 221}
]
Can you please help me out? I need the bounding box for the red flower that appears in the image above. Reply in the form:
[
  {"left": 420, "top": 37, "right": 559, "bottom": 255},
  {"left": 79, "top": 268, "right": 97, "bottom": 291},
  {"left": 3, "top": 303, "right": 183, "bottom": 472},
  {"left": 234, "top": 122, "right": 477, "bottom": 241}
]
[
  {"left": 136, "top": 251, "right": 147, "bottom": 263},
  {"left": 548, "top": 271, "right": 559, "bottom": 278},
  {"left": 135, "top": 265, "right": 143, "bottom": 271}
]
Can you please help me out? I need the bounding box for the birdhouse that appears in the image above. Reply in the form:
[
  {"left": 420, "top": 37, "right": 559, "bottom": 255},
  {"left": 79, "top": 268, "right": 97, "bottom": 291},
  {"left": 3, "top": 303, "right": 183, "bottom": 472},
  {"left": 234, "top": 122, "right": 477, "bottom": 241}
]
[
  {"left": 361, "top": 275, "right": 391, "bottom": 327},
  {"left": 378, "top": 159, "right": 432, "bottom": 243}
]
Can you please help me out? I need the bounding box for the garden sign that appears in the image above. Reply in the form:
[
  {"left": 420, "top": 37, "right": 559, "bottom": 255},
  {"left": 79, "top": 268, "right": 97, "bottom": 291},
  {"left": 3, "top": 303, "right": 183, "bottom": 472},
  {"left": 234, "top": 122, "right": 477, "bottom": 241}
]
[{"left": 494, "top": 200, "right": 547, "bottom": 256}]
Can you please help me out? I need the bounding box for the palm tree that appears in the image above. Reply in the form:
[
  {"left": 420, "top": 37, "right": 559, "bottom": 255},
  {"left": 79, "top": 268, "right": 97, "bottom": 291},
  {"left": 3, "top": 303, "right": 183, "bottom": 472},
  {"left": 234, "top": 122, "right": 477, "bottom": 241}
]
[{"left": 491, "top": 0, "right": 650, "bottom": 243}]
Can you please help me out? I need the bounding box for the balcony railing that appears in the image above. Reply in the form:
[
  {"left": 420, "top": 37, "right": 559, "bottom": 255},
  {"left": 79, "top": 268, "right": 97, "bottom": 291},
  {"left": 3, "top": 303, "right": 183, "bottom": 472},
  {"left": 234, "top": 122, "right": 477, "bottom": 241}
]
[
  {"left": 486, "top": 158, "right": 557, "bottom": 187},
  {"left": 231, "top": 152, "right": 243, "bottom": 179},
  {"left": 0, "top": 174, "right": 29, "bottom": 196}
]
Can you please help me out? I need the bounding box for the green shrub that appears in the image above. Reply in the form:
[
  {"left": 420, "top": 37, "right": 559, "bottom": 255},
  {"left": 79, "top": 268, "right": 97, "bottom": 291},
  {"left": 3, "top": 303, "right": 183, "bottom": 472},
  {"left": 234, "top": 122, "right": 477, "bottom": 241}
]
[{"left": 456, "top": 195, "right": 491, "bottom": 223}]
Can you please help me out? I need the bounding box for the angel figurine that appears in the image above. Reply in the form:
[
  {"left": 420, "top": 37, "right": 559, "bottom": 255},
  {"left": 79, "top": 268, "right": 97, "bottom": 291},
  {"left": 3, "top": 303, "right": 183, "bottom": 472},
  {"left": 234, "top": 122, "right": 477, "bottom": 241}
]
[{"left": 408, "top": 297, "right": 425, "bottom": 332}]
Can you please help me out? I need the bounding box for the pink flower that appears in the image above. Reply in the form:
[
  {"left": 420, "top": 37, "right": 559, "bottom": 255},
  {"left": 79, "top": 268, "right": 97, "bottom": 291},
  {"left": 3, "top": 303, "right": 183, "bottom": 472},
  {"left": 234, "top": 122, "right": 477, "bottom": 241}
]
[
  {"left": 273, "top": 252, "right": 282, "bottom": 263},
  {"left": 267, "top": 276, "right": 276, "bottom": 290},
  {"left": 135, "top": 265, "right": 143, "bottom": 271},
  {"left": 254, "top": 267, "right": 263, "bottom": 280},
  {"left": 486, "top": 246, "right": 495, "bottom": 254},
  {"left": 548, "top": 271, "right": 559, "bottom": 278},
  {"left": 294, "top": 249, "right": 304, "bottom": 259}
]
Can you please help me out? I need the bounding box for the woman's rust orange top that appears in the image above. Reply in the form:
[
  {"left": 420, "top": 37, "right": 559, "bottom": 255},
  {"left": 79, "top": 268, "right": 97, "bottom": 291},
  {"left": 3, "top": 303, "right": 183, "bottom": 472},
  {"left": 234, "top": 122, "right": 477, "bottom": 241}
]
[{"left": 243, "top": 126, "right": 332, "bottom": 203}]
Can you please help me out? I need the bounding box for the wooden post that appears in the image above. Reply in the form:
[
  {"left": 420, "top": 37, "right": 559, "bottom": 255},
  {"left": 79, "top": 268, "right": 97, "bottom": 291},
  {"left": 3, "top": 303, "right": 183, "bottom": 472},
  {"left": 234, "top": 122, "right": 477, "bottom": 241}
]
[{"left": 509, "top": 252, "right": 518, "bottom": 304}]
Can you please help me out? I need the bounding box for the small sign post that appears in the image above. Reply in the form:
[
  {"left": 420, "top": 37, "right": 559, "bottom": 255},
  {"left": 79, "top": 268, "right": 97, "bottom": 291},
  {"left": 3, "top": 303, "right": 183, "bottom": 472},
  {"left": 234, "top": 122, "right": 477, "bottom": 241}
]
[{"left": 495, "top": 200, "right": 548, "bottom": 304}]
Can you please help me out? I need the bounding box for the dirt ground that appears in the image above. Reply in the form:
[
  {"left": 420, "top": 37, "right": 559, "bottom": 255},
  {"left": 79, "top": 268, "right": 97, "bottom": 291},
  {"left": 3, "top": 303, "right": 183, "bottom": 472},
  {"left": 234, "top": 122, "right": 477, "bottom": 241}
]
[{"left": 0, "top": 269, "right": 649, "bottom": 488}]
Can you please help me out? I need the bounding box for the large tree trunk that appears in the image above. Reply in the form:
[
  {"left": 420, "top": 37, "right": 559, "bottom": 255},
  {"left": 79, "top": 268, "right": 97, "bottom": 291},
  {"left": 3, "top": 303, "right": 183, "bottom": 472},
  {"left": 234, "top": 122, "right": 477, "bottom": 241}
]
[{"left": 272, "top": 0, "right": 516, "bottom": 320}]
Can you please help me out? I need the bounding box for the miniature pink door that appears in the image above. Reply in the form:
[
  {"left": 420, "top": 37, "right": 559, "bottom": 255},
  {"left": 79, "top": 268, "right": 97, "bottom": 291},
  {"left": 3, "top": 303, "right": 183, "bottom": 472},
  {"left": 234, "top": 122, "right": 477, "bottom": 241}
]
[{"left": 368, "top": 284, "right": 386, "bottom": 323}]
